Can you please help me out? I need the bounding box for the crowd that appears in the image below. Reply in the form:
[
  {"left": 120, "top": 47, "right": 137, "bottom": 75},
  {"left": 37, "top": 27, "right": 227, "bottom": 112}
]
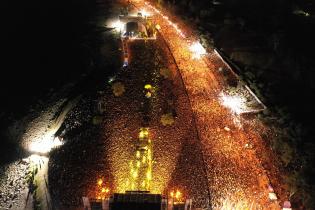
[{"left": 136, "top": 1, "right": 287, "bottom": 208}]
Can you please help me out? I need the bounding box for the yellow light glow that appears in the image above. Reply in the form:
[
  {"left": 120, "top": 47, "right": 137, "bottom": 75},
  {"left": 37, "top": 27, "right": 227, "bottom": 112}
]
[
  {"left": 170, "top": 190, "right": 182, "bottom": 201},
  {"left": 145, "top": 92, "right": 152, "bottom": 98},
  {"left": 144, "top": 84, "right": 152, "bottom": 89},
  {"left": 97, "top": 179, "right": 103, "bottom": 186},
  {"left": 136, "top": 150, "right": 140, "bottom": 158},
  {"left": 155, "top": 24, "right": 161, "bottom": 30},
  {"left": 175, "top": 190, "right": 181, "bottom": 199},
  {"left": 128, "top": 126, "right": 152, "bottom": 191},
  {"left": 139, "top": 128, "right": 149, "bottom": 139},
  {"left": 146, "top": 171, "right": 152, "bottom": 180},
  {"left": 101, "top": 187, "right": 110, "bottom": 194},
  {"left": 132, "top": 171, "right": 138, "bottom": 178},
  {"left": 139, "top": 132, "right": 144, "bottom": 139}
]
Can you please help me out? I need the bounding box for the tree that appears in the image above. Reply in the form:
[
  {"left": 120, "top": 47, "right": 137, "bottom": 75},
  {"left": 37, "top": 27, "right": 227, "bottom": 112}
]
[
  {"left": 112, "top": 82, "right": 125, "bottom": 96},
  {"left": 280, "top": 142, "right": 294, "bottom": 167},
  {"left": 160, "top": 68, "right": 172, "bottom": 79},
  {"left": 160, "top": 113, "right": 175, "bottom": 126}
]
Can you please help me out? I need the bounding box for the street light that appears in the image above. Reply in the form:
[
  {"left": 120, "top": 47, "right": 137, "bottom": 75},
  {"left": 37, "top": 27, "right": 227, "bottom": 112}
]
[
  {"left": 29, "top": 134, "right": 63, "bottom": 154},
  {"left": 189, "top": 42, "right": 206, "bottom": 59},
  {"left": 220, "top": 92, "right": 246, "bottom": 115},
  {"left": 111, "top": 20, "right": 124, "bottom": 33}
]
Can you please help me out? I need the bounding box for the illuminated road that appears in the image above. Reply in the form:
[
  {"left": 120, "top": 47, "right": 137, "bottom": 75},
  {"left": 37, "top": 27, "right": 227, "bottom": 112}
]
[
  {"left": 129, "top": 0, "right": 286, "bottom": 209},
  {"left": 103, "top": 38, "right": 210, "bottom": 207}
]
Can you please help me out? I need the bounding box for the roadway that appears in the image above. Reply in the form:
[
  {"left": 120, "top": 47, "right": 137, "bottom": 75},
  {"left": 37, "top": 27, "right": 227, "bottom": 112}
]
[{"left": 130, "top": 0, "right": 285, "bottom": 209}]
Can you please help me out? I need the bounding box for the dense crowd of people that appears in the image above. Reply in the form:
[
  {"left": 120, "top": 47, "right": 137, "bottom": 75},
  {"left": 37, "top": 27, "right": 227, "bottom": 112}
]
[
  {"left": 47, "top": 34, "right": 214, "bottom": 208},
  {"left": 137, "top": 1, "right": 287, "bottom": 208},
  {"left": 46, "top": 1, "right": 288, "bottom": 209}
]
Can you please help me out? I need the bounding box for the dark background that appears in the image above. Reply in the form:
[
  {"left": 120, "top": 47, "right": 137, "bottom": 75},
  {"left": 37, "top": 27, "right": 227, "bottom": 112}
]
[{"left": 1, "top": 0, "right": 96, "bottom": 119}]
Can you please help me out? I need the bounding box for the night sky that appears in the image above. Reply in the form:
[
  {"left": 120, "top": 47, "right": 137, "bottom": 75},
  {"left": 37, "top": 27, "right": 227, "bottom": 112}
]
[{"left": 1, "top": 0, "right": 94, "bottom": 118}]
